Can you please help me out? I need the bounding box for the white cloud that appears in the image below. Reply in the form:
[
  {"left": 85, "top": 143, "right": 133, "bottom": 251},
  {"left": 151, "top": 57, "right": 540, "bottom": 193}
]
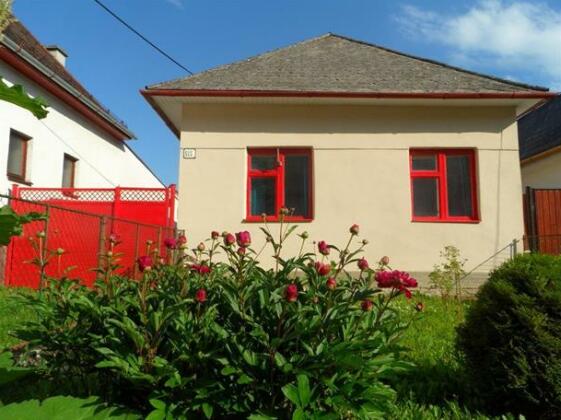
[
  {"left": 165, "top": 0, "right": 183, "bottom": 9},
  {"left": 397, "top": 1, "right": 561, "bottom": 90}
]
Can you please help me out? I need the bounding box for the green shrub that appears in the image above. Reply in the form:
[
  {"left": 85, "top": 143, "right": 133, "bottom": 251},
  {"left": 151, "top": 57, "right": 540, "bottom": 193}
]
[
  {"left": 13, "top": 219, "right": 419, "bottom": 418},
  {"left": 457, "top": 253, "right": 561, "bottom": 418}
]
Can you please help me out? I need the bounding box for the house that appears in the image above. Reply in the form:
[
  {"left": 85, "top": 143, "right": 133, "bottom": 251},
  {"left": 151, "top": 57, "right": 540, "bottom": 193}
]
[
  {"left": 518, "top": 94, "right": 561, "bottom": 189},
  {"left": 0, "top": 18, "right": 164, "bottom": 200},
  {"left": 143, "top": 34, "right": 553, "bottom": 282}
]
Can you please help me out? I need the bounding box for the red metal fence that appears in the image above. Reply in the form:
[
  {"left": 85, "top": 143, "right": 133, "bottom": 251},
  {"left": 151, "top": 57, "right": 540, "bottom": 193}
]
[
  {"left": 2, "top": 186, "right": 178, "bottom": 288},
  {"left": 523, "top": 187, "right": 561, "bottom": 254}
]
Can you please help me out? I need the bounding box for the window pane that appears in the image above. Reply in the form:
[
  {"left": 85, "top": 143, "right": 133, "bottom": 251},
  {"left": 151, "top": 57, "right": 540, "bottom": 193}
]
[
  {"left": 413, "top": 178, "right": 439, "bottom": 217},
  {"left": 251, "top": 155, "right": 276, "bottom": 170},
  {"left": 251, "top": 178, "right": 275, "bottom": 216},
  {"left": 447, "top": 155, "right": 473, "bottom": 217},
  {"left": 412, "top": 155, "right": 436, "bottom": 171},
  {"left": 62, "top": 156, "right": 75, "bottom": 188},
  {"left": 7, "top": 133, "right": 25, "bottom": 176},
  {"left": 285, "top": 155, "right": 309, "bottom": 217}
]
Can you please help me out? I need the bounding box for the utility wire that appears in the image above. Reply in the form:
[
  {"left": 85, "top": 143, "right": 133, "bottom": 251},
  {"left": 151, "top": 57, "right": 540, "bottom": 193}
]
[{"left": 92, "top": 0, "right": 194, "bottom": 75}]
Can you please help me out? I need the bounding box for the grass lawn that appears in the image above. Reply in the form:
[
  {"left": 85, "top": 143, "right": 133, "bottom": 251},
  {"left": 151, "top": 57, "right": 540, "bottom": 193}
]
[{"left": 0, "top": 287, "right": 512, "bottom": 418}]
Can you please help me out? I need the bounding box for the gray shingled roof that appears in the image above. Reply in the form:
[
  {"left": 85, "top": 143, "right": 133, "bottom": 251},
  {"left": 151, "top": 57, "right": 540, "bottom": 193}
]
[
  {"left": 148, "top": 33, "right": 548, "bottom": 93},
  {"left": 519, "top": 95, "right": 561, "bottom": 160}
]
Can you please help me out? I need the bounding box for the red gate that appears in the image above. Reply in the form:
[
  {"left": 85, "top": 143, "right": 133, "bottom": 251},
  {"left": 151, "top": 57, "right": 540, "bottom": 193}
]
[{"left": 4, "top": 186, "right": 177, "bottom": 288}]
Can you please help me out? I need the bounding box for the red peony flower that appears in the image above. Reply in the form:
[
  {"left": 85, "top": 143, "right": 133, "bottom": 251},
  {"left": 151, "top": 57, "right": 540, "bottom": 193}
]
[
  {"left": 196, "top": 288, "right": 207, "bottom": 303},
  {"left": 211, "top": 231, "right": 220, "bottom": 240},
  {"left": 164, "top": 237, "right": 177, "bottom": 249},
  {"left": 350, "top": 224, "right": 360, "bottom": 235},
  {"left": 361, "top": 299, "right": 373, "bottom": 312},
  {"left": 137, "top": 255, "right": 153, "bottom": 272},
  {"left": 357, "top": 257, "right": 369, "bottom": 271},
  {"left": 236, "top": 231, "right": 251, "bottom": 248},
  {"left": 318, "top": 240, "right": 330, "bottom": 256},
  {"left": 375, "top": 270, "right": 418, "bottom": 299},
  {"left": 191, "top": 264, "right": 211, "bottom": 275},
  {"left": 315, "top": 261, "right": 331, "bottom": 276},
  {"left": 326, "top": 277, "right": 337, "bottom": 290},
  {"left": 224, "top": 233, "right": 236, "bottom": 247},
  {"left": 285, "top": 284, "right": 298, "bottom": 302}
]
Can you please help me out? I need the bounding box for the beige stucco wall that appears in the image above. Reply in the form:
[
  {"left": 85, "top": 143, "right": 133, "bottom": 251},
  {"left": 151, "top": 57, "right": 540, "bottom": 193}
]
[
  {"left": 176, "top": 103, "right": 523, "bottom": 277},
  {"left": 521, "top": 151, "right": 561, "bottom": 189}
]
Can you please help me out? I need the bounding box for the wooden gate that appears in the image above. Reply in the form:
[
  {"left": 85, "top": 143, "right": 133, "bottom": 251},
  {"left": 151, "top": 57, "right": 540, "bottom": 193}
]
[{"left": 524, "top": 187, "right": 561, "bottom": 254}]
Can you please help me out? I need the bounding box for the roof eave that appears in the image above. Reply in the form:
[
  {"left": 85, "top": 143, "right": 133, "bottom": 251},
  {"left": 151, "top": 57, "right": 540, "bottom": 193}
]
[
  {"left": 0, "top": 36, "right": 134, "bottom": 141},
  {"left": 142, "top": 88, "right": 556, "bottom": 100}
]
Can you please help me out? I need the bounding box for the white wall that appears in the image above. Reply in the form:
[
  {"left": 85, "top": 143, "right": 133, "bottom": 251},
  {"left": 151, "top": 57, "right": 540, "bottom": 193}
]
[{"left": 0, "top": 61, "right": 164, "bottom": 201}]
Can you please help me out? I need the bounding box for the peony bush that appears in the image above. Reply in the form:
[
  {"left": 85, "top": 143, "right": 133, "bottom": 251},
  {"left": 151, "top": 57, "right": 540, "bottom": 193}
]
[{"left": 13, "top": 213, "right": 418, "bottom": 418}]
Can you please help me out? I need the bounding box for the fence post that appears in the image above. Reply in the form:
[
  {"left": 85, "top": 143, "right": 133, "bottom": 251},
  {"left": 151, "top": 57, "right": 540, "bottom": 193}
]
[
  {"left": 39, "top": 204, "right": 51, "bottom": 290},
  {"left": 168, "top": 184, "right": 176, "bottom": 228},
  {"left": 133, "top": 224, "right": 140, "bottom": 278},
  {"left": 97, "top": 216, "right": 107, "bottom": 279},
  {"left": 510, "top": 239, "right": 518, "bottom": 259},
  {"left": 526, "top": 186, "right": 538, "bottom": 252},
  {"left": 113, "top": 186, "right": 122, "bottom": 220}
]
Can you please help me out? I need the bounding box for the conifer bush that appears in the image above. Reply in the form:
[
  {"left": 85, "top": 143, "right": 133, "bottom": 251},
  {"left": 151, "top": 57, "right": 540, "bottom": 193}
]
[{"left": 457, "top": 253, "right": 561, "bottom": 418}]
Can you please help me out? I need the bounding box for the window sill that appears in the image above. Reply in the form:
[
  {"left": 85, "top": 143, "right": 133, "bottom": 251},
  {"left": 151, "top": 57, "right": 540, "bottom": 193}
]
[
  {"left": 7, "top": 174, "right": 32, "bottom": 186},
  {"left": 243, "top": 217, "right": 314, "bottom": 223},
  {"left": 411, "top": 218, "right": 480, "bottom": 224}
]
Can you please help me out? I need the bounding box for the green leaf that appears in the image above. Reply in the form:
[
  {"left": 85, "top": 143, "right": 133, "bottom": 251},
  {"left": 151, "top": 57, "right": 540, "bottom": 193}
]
[
  {"left": 282, "top": 384, "right": 300, "bottom": 406},
  {"left": 0, "top": 352, "right": 33, "bottom": 386},
  {"left": 237, "top": 373, "right": 253, "bottom": 384},
  {"left": 297, "top": 374, "right": 311, "bottom": 407},
  {"left": 202, "top": 403, "right": 213, "bottom": 419},
  {"left": 0, "top": 77, "right": 49, "bottom": 119},
  {"left": 292, "top": 408, "right": 305, "bottom": 420}
]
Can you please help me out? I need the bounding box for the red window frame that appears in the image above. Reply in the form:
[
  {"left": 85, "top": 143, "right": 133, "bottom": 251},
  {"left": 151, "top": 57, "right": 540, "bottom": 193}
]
[
  {"left": 7, "top": 129, "right": 31, "bottom": 183},
  {"left": 62, "top": 154, "right": 78, "bottom": 188},
  {"left": 409, "top": 149, "right": 479, "bottom": 223},
  {"left": 246, "top": 148, "right": 313, "bottom": 222}
]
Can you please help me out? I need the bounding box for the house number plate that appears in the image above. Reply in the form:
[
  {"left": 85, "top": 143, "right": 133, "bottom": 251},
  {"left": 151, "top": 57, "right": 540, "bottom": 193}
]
[{"left": 183, "top": 148, "right": 196, "bottom": 159}]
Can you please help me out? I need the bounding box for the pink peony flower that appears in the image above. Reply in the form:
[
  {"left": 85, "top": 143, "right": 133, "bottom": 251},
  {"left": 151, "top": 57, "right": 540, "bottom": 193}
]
[
  {"left": 164, "top": 237, "right": 177, "bottom": 249},
  {"left": 350, "top": 224, "right": 360, "bottom": 235},
  {"left": 285, "top": 284, "right": 298, "bottom": 302},
  {"left": 315, "top": 261, "right": 331, "bottom": 276},
  {"left": 196, "top": 288, "right": 207, "bottom": 303},
  {"left": 357, "top": 257, "right": 369, "bottom": 271},
  {"left": 137, "top": 255, "right": 153, "bottom": 272},
  {"left": 326, "top": 277, "right": 337, "bottom": 290},
  {"left": 236, "top": 231, "right": 251, "bottom": 248},
  {"left": 318, "top": 240, "right": 330, "bottom": 256}
]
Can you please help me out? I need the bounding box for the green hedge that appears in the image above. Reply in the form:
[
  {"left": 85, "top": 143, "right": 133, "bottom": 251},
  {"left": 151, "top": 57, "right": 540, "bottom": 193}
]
[{"left": 457, "top": 253, "right": 561, "bottom": 418}]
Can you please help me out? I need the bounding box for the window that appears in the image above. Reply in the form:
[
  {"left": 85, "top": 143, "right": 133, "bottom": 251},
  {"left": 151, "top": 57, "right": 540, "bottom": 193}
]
[
  {"left": 247, "top": 148, "right": 313, "bottom": 221},
  {"left": 62, "top": 154, "right": 77, "bottom": 188},
  {"left": 410, "top": 149, "right": 478, "bottom": 222},
  {"left": 7, "top": 130, "right": 30, "bottom": 182}
]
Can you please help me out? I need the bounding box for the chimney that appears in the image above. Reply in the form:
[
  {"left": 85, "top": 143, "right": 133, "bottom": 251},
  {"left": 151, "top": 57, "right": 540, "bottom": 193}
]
[{"left": 45, "top": 45, "right": 68, "bottom": 67}]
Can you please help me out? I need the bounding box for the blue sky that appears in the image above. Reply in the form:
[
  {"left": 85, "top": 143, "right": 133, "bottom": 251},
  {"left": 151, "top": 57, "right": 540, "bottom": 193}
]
[{"left": 13, "top": 0, "right": 561, "bottom": 185}]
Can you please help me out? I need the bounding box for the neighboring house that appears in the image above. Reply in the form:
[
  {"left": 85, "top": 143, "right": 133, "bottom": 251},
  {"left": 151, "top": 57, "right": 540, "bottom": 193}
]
[
  {"left": 0, "top": 18, "right": 164, "bottom": 198},
  {"left": 518, "top": 94, "right": 561, "bottom": 189},
  {"left": 143, "top": 34, "right": 553, "bottom": 281}
]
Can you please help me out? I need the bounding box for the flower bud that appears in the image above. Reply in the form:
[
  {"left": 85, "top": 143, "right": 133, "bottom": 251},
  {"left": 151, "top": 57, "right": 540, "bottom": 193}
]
[
  {"left": 146, "top": 239, "right": 153, "bottom": 246},
  {"left": 106, "top": 251, "right": 113, "bottom": 257},
  {"left": 196, "top": 288, "right": 207, "bottom": 303},
  {"left": 362, "top": 239, "right": 369, "bottom": 245},
  {"left": 415, "top": 302, "right": 424, "bottom": 312},
  {"left": 224, "top": 233, "right": 236, "bottom": 246},
  {"left": 357, "top": 257, "right": 369, "bottom": 271},
  {"left": 211, "top": 231, "right": 220, "bottom": 240},
  {"left": 56, "top": 248, "right": 65, "bottom": 255},
  {"left": 361, "top": 299, "right": 373, "bottom": 312},
  {"left": 350, "top": 224, "right": 360, "bottom": 235},
  {"left": 326, "top": 277, "right": 336, "bottom": 290},
  {"left": 197, "top": 242, "right": 205, "bottom": 252},
  {"left": 300, "top": 231, "right": 309, "bottom": 240},
  {"left": 237, "top": 247, "right": 246, "bottom": 256},
  {"left": 285, "top": 284, "right": 298, "bottom": 302},
  {"left": 36, "top": 231, "right": 46, "bottom": 238},
  {"left": 380, "top": 256, "right": 390, "bottom": 266}
]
